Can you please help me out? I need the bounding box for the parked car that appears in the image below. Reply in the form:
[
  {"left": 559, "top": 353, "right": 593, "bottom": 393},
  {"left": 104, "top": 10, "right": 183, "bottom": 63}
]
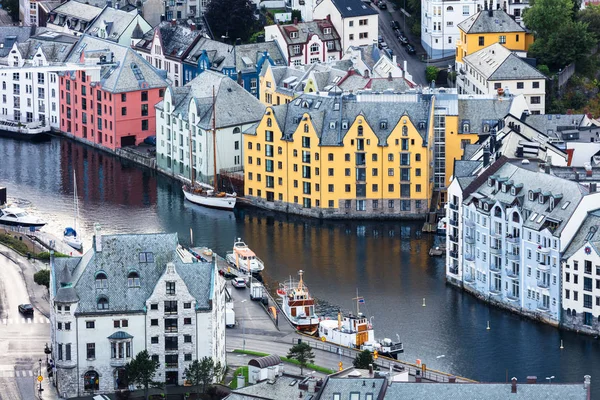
[
  {"left": 231, "top": 277, "right": 247, "bottom": 289},
  {"left": 390, "top": 20, "right": 400, "bottom": 30},
  {"left": 378, "top": 1, "right": 387, "bottom": 9},
  {"left": 18, "top": 304, "right": 34, "bottom": 316},
  {"left": 398, "top": 35, "right": 409, "bottom": 45},
  {"left": 379, "top": 41, "right": 389, "bottom": 50},
  {"left": 406, "top": 44, "right": 416, "bottom": 54},
  {"left": 378, "top": 35, "right": 384, "bottom": 43},
  {"left": 394, "top": 29, "right": 404, "bottom": 38}
]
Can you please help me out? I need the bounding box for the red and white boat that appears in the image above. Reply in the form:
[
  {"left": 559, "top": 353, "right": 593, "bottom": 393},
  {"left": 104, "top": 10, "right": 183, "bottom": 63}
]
[{"left": 277, "top": 270, "right": 320, "bottom": 335}]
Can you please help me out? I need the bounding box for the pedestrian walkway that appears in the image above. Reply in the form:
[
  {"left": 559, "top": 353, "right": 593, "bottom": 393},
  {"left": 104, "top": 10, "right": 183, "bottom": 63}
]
[{"left": 1, "top": 316, "right": 50, "bottom": 325}]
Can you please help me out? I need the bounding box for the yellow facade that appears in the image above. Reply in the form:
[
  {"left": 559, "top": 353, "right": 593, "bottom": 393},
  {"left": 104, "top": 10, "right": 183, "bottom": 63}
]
[
  {"left": 244, "top": 102, "right": 435, "bottom": 217},
  {"left": 259, "top": 65, "right": 295, "bottom": 107},
  {"left": 444, "top": 115, "right": 478, "bottom": 187}
]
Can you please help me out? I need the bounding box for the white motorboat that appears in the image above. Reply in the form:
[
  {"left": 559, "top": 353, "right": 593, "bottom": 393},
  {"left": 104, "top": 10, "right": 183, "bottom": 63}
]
[
  {"left": 63, "top": 171, "right": 83, "bottom": 250},
  {"left": 0, "top": 207, "right": 46, "bottom": 229},
  {"left": 183, "top": 182, "right": 236, "bottom": 211},
  {"left": 277, "top": 270, "right": 320, "bottom": 335},
  {"left": 437, "top": 217, "right": 448, "bottom": 235},
  {"left": 182, "top": 86, "right": 236, "bottom": 211},
  {"left": 225, "top": 238, "right": 265, "bottom": 274}
]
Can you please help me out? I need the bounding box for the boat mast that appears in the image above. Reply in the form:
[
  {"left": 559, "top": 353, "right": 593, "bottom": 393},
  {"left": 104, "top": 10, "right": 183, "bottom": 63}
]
[
  {"left": 189, "top": 120, "right": 194, "bottom": 186},
  {"left": 73, "top": 170, "right": 78, "bottom": 230},
  {"left": 297, "top": 270, "right": 304, "bottom": 292},
  {"left": 212, "top": 86, "right": 218, "bottom": 190},
  {"left": 353, "top": 288, "right": 361, "bottom": 315}
]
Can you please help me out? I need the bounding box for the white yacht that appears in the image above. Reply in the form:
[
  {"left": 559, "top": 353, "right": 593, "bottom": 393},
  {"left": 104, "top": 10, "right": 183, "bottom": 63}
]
[
  {"left": 0, "top": 207, "right": 46, "bottom": 229},
  {"left": 225, "top": 239, "right": 265, "bottom": 274}
]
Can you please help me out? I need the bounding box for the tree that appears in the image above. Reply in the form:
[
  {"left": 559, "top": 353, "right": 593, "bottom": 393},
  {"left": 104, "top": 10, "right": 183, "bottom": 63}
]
[
  {"left": 291, "top": 9, "right": 302, "bottom": 22},
  {"left": 523, "top": 0, "right": 573, "bottom": 40},
  {"left": 3, "top": 0, "right": 19, "bottom": 23},
  {"left": 125, "top": 350, "right": 160, "bottom": 400},
  {"left": 579, "top": 4, "right": 600, "bottom": 42},
  {"left": 184, "top": 357, "right": 216, "bottom": 394},
  {"left": 205, "top": 0, "right": 258, "bottom": 43},
  {"left": 353, "top": 350, "right": 374, "bottom": 369},
  {"left": 34, "top": 269, "right": 50, "bottom": 290},
  {"left": 425, "top": 66, "right": 439, "bottom": 83},
  {"left": 287, "top": 342, "right": 315, "bottom": 375}
]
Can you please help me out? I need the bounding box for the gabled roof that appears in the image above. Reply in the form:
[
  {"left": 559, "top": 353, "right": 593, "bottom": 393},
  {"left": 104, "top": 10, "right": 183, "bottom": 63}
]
[
  {"left": 464, "top": 43, "right": 545, "bottom": 81},
  {"left": 66, "top": 35, "right": 167, "bottom": 93},
  {"left": 458, "top": 9, "right": 526, "bottom": 34},
  {"left": 135, "top": 21, "right": 203, "bottom": 61},
  {"left": 457, "top": 96, "right": 512, "bottom": 134},
  {"left": 222, "top": 41, "right": 287, "bottom": 74},
  {"left": 0, "top": 26, "right": 43, "bottom": 57},
  {"left": 49, "top": 0, "right": 103, "bottom": 22},
  {"left": 184, "top": 37, "right": 233, "bottom": 67},
  {"left": 327, "top": 0, "right": 378, "bottom": 18},
  {"left": 15, "top": 39, "right": 76, "bottom": 63},
  {"left": 85, "top": 7, "right": 149, "bottom": 42},
  {"left": 563, "top": 209, "right": 600, "bottom": 259},
  {"left": 276, "top": 19, "right": 341, "bottom": 46}
]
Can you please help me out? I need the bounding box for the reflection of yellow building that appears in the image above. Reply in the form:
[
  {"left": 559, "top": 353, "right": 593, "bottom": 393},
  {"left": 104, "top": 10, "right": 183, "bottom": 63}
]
[
  {"left": 456, "top": 8, "right": 534, "bottom": 65},
  {"left": 245, "top": 93, "right": 435, "bottom": 218}
]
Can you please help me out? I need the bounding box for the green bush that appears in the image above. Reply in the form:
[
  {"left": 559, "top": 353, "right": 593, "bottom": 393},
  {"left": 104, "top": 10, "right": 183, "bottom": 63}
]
[
  {"left": 229, "top": 366, "right": 248, "bottom": 389},
  {"left": 425, "top": 66, "right": 439, "bottom": 83},
  {"left": 36, "top": 251, "right": 69, "bottom": 261},
  {"left": 0, "top": 233, "right": 30, "bottom": 254},
  {"left": 537, "top": 64, "right": 551, "bottom": 76},
  {"left": 34, "top": 269, "right": 50, "bottom": 289}
]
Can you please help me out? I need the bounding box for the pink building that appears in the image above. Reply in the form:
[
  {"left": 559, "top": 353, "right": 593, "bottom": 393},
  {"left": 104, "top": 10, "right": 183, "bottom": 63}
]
[{"left": 60, "top": 35, "right": 167, "bottom": 150}]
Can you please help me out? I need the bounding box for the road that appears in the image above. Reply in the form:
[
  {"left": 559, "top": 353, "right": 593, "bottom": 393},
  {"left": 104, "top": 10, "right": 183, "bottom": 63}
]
[{"left": 0, "top": 252, "right": 51, "bottom": 400}]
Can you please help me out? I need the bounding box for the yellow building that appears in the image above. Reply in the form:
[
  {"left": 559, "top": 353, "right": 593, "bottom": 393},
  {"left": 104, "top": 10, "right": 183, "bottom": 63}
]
[
  {"left": 259, "top": 64, "right": 302, "bottom": 107},
  {"left": 244, "top": 93, "right": 436, "bottom": 218},
  {"left": 456, "top": 8, "right": 534, "bottom": 66}
]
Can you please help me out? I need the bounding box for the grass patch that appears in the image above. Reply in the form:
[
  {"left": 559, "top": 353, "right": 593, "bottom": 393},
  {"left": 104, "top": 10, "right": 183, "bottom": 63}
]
[
  {"left": 233, "top": 349, "right": 334, "bottom": 375},
  {"left": 0, "top": 233, "right": 31, "bottom": 254},
  {"left": 229, "top": 366, "right": 248, "bottom": 389},
  {"left": 36, "top": 251, "right": 69, "bottom": 260}
]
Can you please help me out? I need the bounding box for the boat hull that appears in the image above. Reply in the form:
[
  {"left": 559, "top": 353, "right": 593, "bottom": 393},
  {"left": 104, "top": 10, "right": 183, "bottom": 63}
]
[
  {"left": 290, "top": 319, "right": 320, "bottom": 336},
  {"left": 0, "top": 129, "right": 50, "bottom": 142},
  {"left": 0, "top": 219, "right": 46, "bottom": 229},
  {"left": 182, "top": 188, "right": 236, "bottom": 210},
  {"left": 64, "top": 236, "right": 83, "bottom": 250},
  {"left": 225, "top": 253, "right": 264, "bottom": 274}
]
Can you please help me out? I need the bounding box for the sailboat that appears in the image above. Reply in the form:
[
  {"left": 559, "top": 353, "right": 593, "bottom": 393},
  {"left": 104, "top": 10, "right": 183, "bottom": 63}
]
[
  {"left": 63, "top": 171, "right": 82, "bottom": 250},
  {"left": 182, "top": 87, "right": 237, "bottom": 211}
]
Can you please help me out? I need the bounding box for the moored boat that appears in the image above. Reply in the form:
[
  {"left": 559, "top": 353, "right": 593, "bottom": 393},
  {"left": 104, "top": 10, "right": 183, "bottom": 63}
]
[
  {"left": 63, "top": 171, "right": 83, "bottom": 250},
  {"left": 225, "top": 238, "right": 265, "bottom": 274},
  {"left": 277, "top": 270, "right": 320, "bottom": 335},
  {"left": 0, "top": 206, "right": 46, "bottom": 229},
  {"left": 0, "top": 119, "right": 50, "bottom": 142},
  {"left": 437, "top": 217, "right": 448, "bottom": 235}
]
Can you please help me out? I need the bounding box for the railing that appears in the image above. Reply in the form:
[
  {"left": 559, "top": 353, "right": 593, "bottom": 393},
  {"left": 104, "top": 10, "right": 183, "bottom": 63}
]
[
  {"left": 465, "top": 235, "right": 475, "bottom": 244},
  {"left": 490, "top": 245, "right": 502, "bottom": 255},
  {"left": 537, "top": 262, "right": 550, "bottom": 272},
  {"left": 505, "top": 268, "right": 519, "bottom": 278},
  {"left": 449, "top": 250, "right": 458, "bottom": 259},
  {"left": 449, "top": 235, "right": 458, "bottom": 243},
  {"left": 506, "top": 252, "right": 519, "bottom": 261},
  {"left": 450, "top": 219, "right": 458, "bottom": 227},
  {"left": 448, "top": 267, "right": 459, "bottom": 275},
  {"left": 537, "top": 280, "right": 550, "bottom": 289},
  {"left": 490, "top": 264, "right": 501, "bottom": 272},
  {"left": 506, "top": 235, "right": 519, "bottom": 243},
  {"left": 465, "top": 219, "right": 475, "bottom": 227},
  {"left": 464, "top": 274, "right": 475, "bottom": 283},
  {"left": 465, "top": 253, "right": 475, "bottom": 262}
]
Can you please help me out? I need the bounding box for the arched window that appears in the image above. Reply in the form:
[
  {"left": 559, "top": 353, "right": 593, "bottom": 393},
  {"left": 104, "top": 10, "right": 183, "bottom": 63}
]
[
  {"left": 97, "top": 296, "right": 109, "bottom": 310},
  {"left": 358, "top": 126, "right": 363, "bottom": 136},
  {"left": 84, "top": 371, "right": 99, "bottom": 391},
  {"left": 446, "top": 5, "right": 453, "bottom": 11},
  {"left": 267, "top": 118, "right": 272, "bottom": 127},
  {"left": 512, "top": 212, "right": 520, "bottom": 223},
  {"left": 494, "top": 206, "right": 502, "bottom": 217},
  {"left": 127, "top": 272, "right": 140, "bottom": 287},
  {"left": 233, "top": 127, "right": 241, "bottom": 134},
  {"left": 95, "top": 272, "right": 108, "bottom": 289},
  {"left": 310, "top": 43, "right": 319, "bottom": 53},
  {"left": 567, "top": 308, "right": 571, "bottom": 316},
  {"left": 572, "top": 309, "right": 577, "bottom": 318}
]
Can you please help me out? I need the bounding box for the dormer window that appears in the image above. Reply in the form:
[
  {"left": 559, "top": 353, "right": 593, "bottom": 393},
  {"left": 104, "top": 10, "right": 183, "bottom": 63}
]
[
  {"left": 380, "top": 121, "right": 387, "bottom": 129},
  {"left": 329, "top": 121, "right": 336, "bottom": 129},
  {"left": 488, "top": 177, "right": 494, "bottom": 186},
  {"left": 539, "top": 194, "right": 545, "bottom": 204},
  {"left": 528, "top": 190, "right": 534, "bottom": 201},
  {"left": 484, "top": 203, "right": 489, "bottom": 211},
  {"left": 97, "top": 296, "right": 109, "bottom": 310},
  {"left": 502, "top": 183, "right": 507, "bottom": 192},
  {"left": 324, "top": 27, "right": 331, "bottom": 34},
  {"left": 511, "top": 187, "right": 516, "bottom": 195},
  {"left": 549, "top": 197, "right": 555, "bottom": 211},
  {"left": 290, "top": 31, "right": 298, "bottom": 39},
  {"left": 463, "top": 122, "right": 470, "bottom": 132},
  {"left": 95, "top": 272, "right": 108, "bottom": 289},
  {"left": 342, "top": 120, "right": 348, "bottom": 129},
  {"left": 483, "top": 123, "right": 490, "bottom": 133},
  {"left": 128, "top": 272, "right": 140, "bottom": 287},
  {"left": 418, "top": 122, "right": 425, "bottom": 130}
]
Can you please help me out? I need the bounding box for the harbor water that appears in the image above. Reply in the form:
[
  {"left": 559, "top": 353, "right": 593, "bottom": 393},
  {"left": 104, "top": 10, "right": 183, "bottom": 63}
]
[{"left": 1, "top": 137, "right": 599, "bottom": 389}]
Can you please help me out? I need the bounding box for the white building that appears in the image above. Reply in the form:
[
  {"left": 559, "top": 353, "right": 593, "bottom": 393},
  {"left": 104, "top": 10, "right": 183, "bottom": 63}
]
[
  {"left": 265, "top": 19, "right": 343, "bottom": 66},
  {"left": 458, "top": 43, "right": 546, "bottom": 114},
  {"left": 313, "top": 0, "right": 378, "bottom": 52},
  {"left": 561, "top": 207, "right": 600, "bottom": 334},
  {"left": 50, "top": 230, "right": 226, "bottom": 398},
  {"left": 155, "top": 70, "right": 266, "bottom": 182},
  {"left": 0, "top": 37, "right": 79, "bottom": 132},
  {"left": 446, "top": 157, "right": 600, "bottom": 326},
  {"left": 421, "top": 0, "right": 480, "bottom": 59}
]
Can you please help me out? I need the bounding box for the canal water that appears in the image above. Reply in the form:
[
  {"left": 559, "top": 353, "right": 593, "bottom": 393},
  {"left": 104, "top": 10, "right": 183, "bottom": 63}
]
[{"left": 1, "top": 137, "right": 599, "bottom": 389}]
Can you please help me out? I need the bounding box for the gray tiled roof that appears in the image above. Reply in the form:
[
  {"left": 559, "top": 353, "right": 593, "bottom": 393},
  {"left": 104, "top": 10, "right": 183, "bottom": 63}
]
[
  {"left": 50, "top": 0, "right": 103, "bottom": 22},
  {"left": 328, "top": 0, "right": 378, "bottom": 17},
  {"left": 562, "top": 209, "right": 600, "bottom": 259},
  {"left": 463, "top": 143, "right": 481, "bottom": 160},
  {"left": 465, "top": 161, "right": 588, "bottom": 235},
  {"left": 458, "top": 9, "right": 526, "bottom": 34},
  {"left": 66, "top": 35, "right": 167, "bottom": 93},
  {"left": 275, "top": 20, "right": 341, "bottom": 46},
  {"left": 523, "top": 114, "right": 587, "bottom": 135},
  {"left": 464, "top": 43, "right": 545, "bottom": 81},
  {"left": 319, "top": 377, "right": 386, "bottom": 399},
  {"left": 489, "top": 53, "right": 545, "bottom": 81},
  {"left": 0, "top": 26, "right": 42, "bottom": 57},
  {"left": 270, "top": 93, "right": 431, "bottom": 146},
  {"left": 458, "top": 97, "right": 512, "bottom": 134},
  {"left": 136, "top": 21, "right": 203, "bottom": 61},
  {"left": 159, "top": 70, "right": 265, "bottom": 129},
  {"left": 223, "top": 41, "right": 287, "bottom": 74},
  {"left": 384, "top": 382, "right": 587, "bottom": 400},
  {"left": 85, "top": 8, "right": 148, "bottom": 42},
  {"left": 15, "top": 39, "right": 76, "bottom": 63},
  {"left": 53, "top": 233, "right": 214, "bottom": 314},
  {"left": 184, "top": 37, "right": 233, "bottom": 68},
  {"left": 454, "top": 160, "right": 482, "bottom": 178},
  {"left": 230, "top": 376, "right": 310, "bottom": 400}
]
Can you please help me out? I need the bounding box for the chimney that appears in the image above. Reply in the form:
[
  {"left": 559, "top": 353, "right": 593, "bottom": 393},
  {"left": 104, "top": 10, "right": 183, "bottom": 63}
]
[
  {"left": 236, "top": 374, "right": 245, "bottom": 389},
  {"left": 526, "top": 376, "right": 537, "bottom": 384},
  {"left": 590, "top": 183, "right": 597, "bottom": 193},
  {"left": 106, "top": 0, "right": 112, "bottom": 7},
  {"left": 448, "top": 376, "right": 456, "bottom": 383},
  {"left": 544, "top": 164, "right": 550, "bottom": 174},
  {"left": 484, "top": 1, "right": 488, "bottom": 10},
  {"left": 294, "top": 17, "right": 298, "bottom": 25},
  {"left": 511, "top": 377, "right": 517, "bottom": 394},
  {"left": 237, "top": 70, "right": 243, "bottom": 86},
  {"left": 94, "top": 223, "right": 102, "bottom": 252},
  {"left": 171, "top": 19, "right": 176, "bottom": 26},
  {"left": 388, "top": 72, "right": 393, "bottom": 81},
  {"left": 267, "top": 366, "right": 276, "bottom": 383},
  {"left": 368, "top": 364, "right": 374, "bottom": 375},
  {"left": 364, "top": 69, "right": 370, "bottom": 78},
  {"left": 584, "top": 375, "right": 591, "bottom": 400},
  {"left": 483, "top": 145, "right": 491, "bottom": 167},
  {"left": 190, "top": 23, "right": 196, "bottom": 31}
]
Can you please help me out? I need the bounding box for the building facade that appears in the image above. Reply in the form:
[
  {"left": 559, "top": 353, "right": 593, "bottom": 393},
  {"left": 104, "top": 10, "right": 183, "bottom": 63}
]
[
  {"left": 60, "top": 35, "right": 167, "bottom": 150},
  {"left": 50, "top": 231, "right": 226, "bottom": 398},
  {"left": 313, "top": 0, "right": 378, "bottom": 52},
  {"left": 265, "top": 19, "right": 342, "bottom": 66},
  {"left": 446, "top": 157, "right": 600, "bottom": 326},
  {"left": 155, "top": 70, "right": 265, "bottom": 182},
  {"left": 244, "top": 92, "right": 435, "bottom": 218}
]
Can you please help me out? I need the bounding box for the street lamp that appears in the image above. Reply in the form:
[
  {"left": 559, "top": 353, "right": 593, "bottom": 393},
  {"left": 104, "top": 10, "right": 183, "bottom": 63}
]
[
  {"left": 38, "top": 358, "right": 43, "bottom": 398},
  {"left": 546, "top": 376, "right": 555, "bottom": 384}
]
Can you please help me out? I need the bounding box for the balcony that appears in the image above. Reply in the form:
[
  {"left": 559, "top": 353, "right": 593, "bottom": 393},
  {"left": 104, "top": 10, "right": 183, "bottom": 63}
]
[
  {"left": 537, "top": 262, "right": 550, "bottom": 272},
  {"left": 505, "top": 268, "right": 519, "bottom": 279},
  {"left": 537, "top": 279, "right": 550, "bottom": 289},
  {"left": 449, "top": 250, "right": 458, "bottom": 259},
  {"left": 449, "top": 235, "right": 458, "bottom": 243},
  {"left": 465, "top": 234, "right": 475, "bottom": 244},
  {"left": 449, "top": 203, "right": 459, "bottom": 211},
  {"left": 490, "top": 245, "right": 502, "bottom": 255},
  {"left": 506, "top": 252, "right": 520, "bottom": 261},
  {"left": 490, "top": 263, "right": 501, "bottom": 272},
  {"left": 506, "top": 235, "right": 519, "bottom": 244},
  {"left": 450, "top": 219, "right": 458, "bottom": 227},
  {"left": 491, "top": 230, "right": 502, "bottom": 239},
  {"left": 507, "top": 294, "right": 519, "bottom": 302},
  {"left": 465, "top": 253, "right": 475, "bottom": 262},
  {"left": 536, "top": 246, "right": 550, "bottom": 255},
  {"left": 448, "top": 267, "right": 459, "bottom": 275},
  {"left": 465, "top": 219, "right": 475, "bottom": 227},
  {"left": 489, "top": 287, "right": 502, "bottom": 296},
  {"left": 110, "top": 358, "right": 129, "bottom": 367},
  {"left": 464, "top": 274, "right": 475, "bottom": 283}
]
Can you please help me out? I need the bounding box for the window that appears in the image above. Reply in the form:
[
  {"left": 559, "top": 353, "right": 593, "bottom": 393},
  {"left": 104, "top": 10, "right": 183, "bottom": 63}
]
[
  {"left": 95, "top": 272, "right": 108, "bottom": 289},
  {"left": 141, "top": 104, "right": 148, "bottom": 116},
  {"left": 141, "top": 91, "right": 148, "bottom": 102},
  {"left": 122, "top": 94, "right": 127, "bottom": 102},
  {"left": 128, "top": 272, "right": 140, "bottom": 287},
  {"left": 142, "top": 120, "right": 149, "bottom": 131},
  {"left": 184, "top": 335, "right": 192, "bottom": 343},
  {"left": 499, "top": 35, "right": 506, "bottom": 44},
  {"left": 184, "top": 302, "right": 192, "bottom": 309},
  {"left": 151, "top": 336, "right": 159, "bottom": 344},
  {"left": 185, "top": 353, "right": 192, "bottom": 361},
  {"left": 533, "top": 81, "right": 540, "bottom": 89},
  {"left": 165, "top": 300, "right": 178, "bottom": 314},
  {"left": 166, "top": 282, "right": 176, "bottom": 295},
  {"left": 97, "top": 297, "right": 109, "bottom": 310},
  {"left": 86, "top": 321, "right": 95, "bottom": 329},
  {"left": 165, "top": 318, "right": 178, "bottom": 333},
  {"left": 151, "top": 319, "right": 159, "bottom": 326},
  {"left": 114, "top": 320, "right": 121, "bottom": 328},
  {"left": 531, "top": 96, "right": 541, "bottom": 104},
  {"left": 517, "top": 82, "right": 524, "bottom": 89},
  {"left": 478, "top": 36, "right": 484, "bottom": 46},
  {"left": 58, "top": 322, "right": 62, "bottom": 330},
  {"left": 150, "top": 303, "right": 158, "bottom": 310},
  {"left": 86, "top": 343, "right": 96, "bottom": 359}
]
